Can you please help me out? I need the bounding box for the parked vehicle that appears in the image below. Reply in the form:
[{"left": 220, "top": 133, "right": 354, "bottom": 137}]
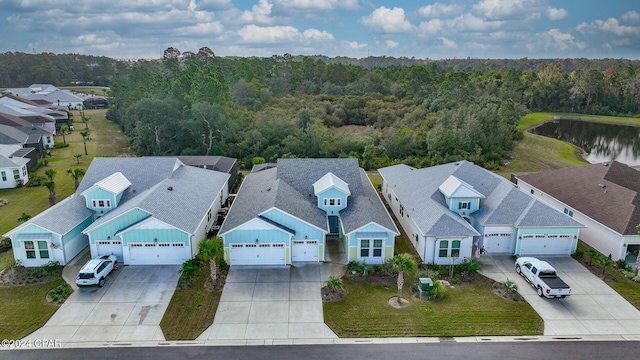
[
  {"left": 515, "top": 257, "right": 571, "bottom": 299},
  {"left": 76, "top": 255, "right": 118, "bottom": 287}
]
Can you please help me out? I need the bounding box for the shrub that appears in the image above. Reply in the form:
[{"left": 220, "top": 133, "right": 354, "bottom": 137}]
[
  {"left": 504, "top": 278, "right": 518, "bottom": 293},
  {"left": 573, "top": 249, "right": 584, "bottom": 258},
  {"left": 615, "top": 259, "right": 628, "bottom": 270},
  {"left": 326, "top": 276, "right": 344, "bottom": 291},
  {"left": 48, "top": 283, "right": 73, "bottom": 303},
  {"left": 0, "top": 237, "right": 12, "bottom": 253},
  {"left": 427, "top": 280, "right": 447, "bottom": 300},
  {"left": 414, "top": 268, "right": 439, "bottom": 282},
  {"left": 450, "top": 274, "right": 461, "bottom": 284},
  {"left": 29, "top": 261, "right": 61, "bottom": 278},
  {"left": 54, "top": 142, "right": 70, "bottom": 149},
  {"left": 348, "top": 260, "right": 373, "bottom": 275},
  {"left": 378, "top": 258, "right": 396, "bottom": 276},
  {"left": 456, "top": 258, "right": 483, "bottom": 275}
]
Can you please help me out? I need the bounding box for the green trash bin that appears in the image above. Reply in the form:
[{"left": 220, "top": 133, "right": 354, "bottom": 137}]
[{"left": 419, "top": 277, "right": 433, "bottom": 296}]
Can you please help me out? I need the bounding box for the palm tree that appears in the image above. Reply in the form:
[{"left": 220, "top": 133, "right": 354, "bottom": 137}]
[
  {"left": 42, "top": 169, "right": 57, "bottom": 206},
  {"left": 17, "top": 212, "right": 32, "bottom": 223},
  {"left": 391, "top": 253, "right": 417, "bottom": 305},
  {"left": 197, "top": 237, "right": 222, "bottom": 284},
  {"left": 80, "top": 129, "right": 90, "bottom": 155},
  {"left": 60, "top": 125, "right": 69, "bottom": 144},
  {"left": 73, "top": 154, "right": 82, "bottom": 165},
  {"left": 594, "top": 255, "right": 614, "bottom": 279},
  {"left": 67, "top": 168, "right": 86, "bottom": 190},
  {"left": 585, "top": 249, "right": 598, "bottom": 266}
]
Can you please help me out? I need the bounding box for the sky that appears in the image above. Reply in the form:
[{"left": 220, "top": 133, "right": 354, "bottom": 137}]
[{"left": 0, "top": 0, "right": 638, "bottom": 60}]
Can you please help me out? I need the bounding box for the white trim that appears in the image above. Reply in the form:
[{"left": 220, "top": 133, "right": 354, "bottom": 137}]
[
  {"left": 260, "top": 207, "right": 328, "bottom": 233},
  {"left": 115, "top": 216, "right": 189, "bottom": 237},
  {"left": 82, "top": 207, "right": 152, "bottom": 235},
  {"left": 345, "top": 221, "right": 399, "bottom": 237}
]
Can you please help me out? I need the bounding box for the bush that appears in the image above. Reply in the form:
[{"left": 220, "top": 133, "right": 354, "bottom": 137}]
[
  {"left": 414, "top": 268, "right": 439, "bottom": 282},
  {"left": 54, "top": 142, "right": 70, "bottom": 149},
  {"left": 573, "top": 249, "right": 584, "bottom": 258},
  {"left": 326, "top": 276, "right": 344, "bottom": 291},
  {"left": 457, "top": 258, "right": 483, "bottom": 275},
  {"left": 0, "top": 237, "right": 12, "bottom": 253},
  {"left": 427, "top": 280, "right": 447, "bottom": 300},
  {"left": 504, "top": 278, "right": 518, "bottom": 293},
  {"left": 48, "top": 283, "right": 73, "bottom": 303},
  {"left": 29, "top": 261, "right": 62, "bottom": 278},
  {"left": 348, "top": 260, "right": 373, "bottom": 275}
]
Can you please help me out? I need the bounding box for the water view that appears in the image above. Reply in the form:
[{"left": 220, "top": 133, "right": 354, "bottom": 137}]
[{"left": 530, "top": 119, "right": 640, "bottom": 167}]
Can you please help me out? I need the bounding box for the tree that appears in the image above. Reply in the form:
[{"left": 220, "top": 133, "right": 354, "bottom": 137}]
[
  {"left": 42, "top": 169, "right": 57, "bottom": 206},
  {"left": 60, "top": 125, "right": 69, "bottom": 144},
  {"left": 67, "top": 168, "right": 85, "bottom": 190},
  {"left": 73, "top": 154, "right": 82, "bottom": 165},
  {"left": 17, "top": 212, "right": 32, "bottom": 223},
  {"left": 197, "top": 237, "right": 222, "bottom": 284},
  {"left": 79, "top": 129, "right": 90, "bottom": 155},
  {"left": 191, "top": 102, "right": 229, "bottom": 156},
  {"left": 82, "top": 115, "right": 89, "bottom": 129},
  {"left": 585, "top": 249, "right": 599, "bottom": 266},
  {"left": 594, "top": 255, "right": 614, "bottom": 279},
  {"left": 391, "top": 253, "right": 417, "bottom": 305}
]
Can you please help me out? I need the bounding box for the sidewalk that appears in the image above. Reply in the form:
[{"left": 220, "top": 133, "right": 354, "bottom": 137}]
[{"left": 61, "top": 246, "right": 91, "bottom": 290}]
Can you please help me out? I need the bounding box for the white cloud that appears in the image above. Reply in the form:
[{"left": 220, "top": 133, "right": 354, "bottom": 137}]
[
  {"left": 176, "top": 21, "right": 224, "bottom": 35},
  {"left": 546, "top": 7, "right": 567, "bottom": 21},
  {"left": 239, "top": 0, "right": 273, "bottom": 25},
  {"left": 417, "top": 3, "right": 463, "bottom": 18},
  {"left": 341, "top": 40, "right": 368, "bottom": 50},
  {"left": 473, "top": 0, "right": 553, "bottom": 21},
  {"left": 438, "top": 37, "right": 458, "bottom": 49},
  {"left": 418, "top": 19, "right": 444, "bottom": 35},
  {"left": 447, "top": 14, "right": 504, "bottom": 32},
  {"left": 274, "top": 0, "right": 359, "bottom": 11},
  {"left": 621, "top": 10, "right": 640, "bottom": 24},
  {"left": 301, "top": 29, "right": 335, "bottom": 42},
  {"left": 383, "top": 39, "right": 399, "bottom": 49},
  {"left": 236, "top": 24, "right": 334, "bottom": 45},
  {"left": 538, "top": 29, "right": 578, "bottom": 51},
  {"left": 360, "top": 6, "right": 414, "bottom": 33},
  {"left": 195, "top": 0, "right": 232, "bottom": 11}
]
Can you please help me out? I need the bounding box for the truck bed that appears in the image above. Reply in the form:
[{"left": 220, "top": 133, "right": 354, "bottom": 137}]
[{"left": 540, "top": 276, "right": 570, "bottom": 290}]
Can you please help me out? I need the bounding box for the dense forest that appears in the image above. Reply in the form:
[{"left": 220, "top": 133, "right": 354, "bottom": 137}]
[{"left": 2, "top": 50, "right": 640, "bottom": 169}]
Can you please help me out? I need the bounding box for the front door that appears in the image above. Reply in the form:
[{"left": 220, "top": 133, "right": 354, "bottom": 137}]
[{"left": 328, "top": 216, "right": 339, "bottom": 235}]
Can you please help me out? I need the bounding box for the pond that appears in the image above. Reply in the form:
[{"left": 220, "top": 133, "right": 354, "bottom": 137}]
[{"left": 529, "top": 119, "right": 640, "bottom": 167}]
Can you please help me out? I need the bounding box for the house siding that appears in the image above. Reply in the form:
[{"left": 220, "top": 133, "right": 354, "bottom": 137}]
[
  {"left": 262, "top": 208, "right": 326, "bottom": 247},
  {"left": 425, "top": 235, "right": 474, "bottom": 265},
  {"left": 83, "top": 187, "right": 117, "bottom": 214},
  {"left": 10, "top": 224, "right": 62, "bottom": 266},
  {"left": 317, "top": 188, "right": 348, "bottom": 214},
  {"left": 382, "top": 179, "right": 427, "bottom": 262},
  {"left": 447, "top": 197, "right": 480, "bottom": 216},
  {"left": 347, "top": 223, "right": 395, "bottom": 264},
  {"left": 85, "top": 208, "right": 151, "bottom": 243},
  {"left": 0, "top": 165, "right": 29, "bottom": 189}
]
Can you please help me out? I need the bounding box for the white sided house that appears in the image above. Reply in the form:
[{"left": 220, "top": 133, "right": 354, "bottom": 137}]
[
  {"left": 0, "top": 154, "right": 29, "bottom": 189},
  {"left": 5, "top": 157, "right": 229, "bottom": 266},
  {"left": 218, "top": 158, "right": 398, "bottom": 266},
  {"left": 514, "top": 161, "right": 640, "bottom": 261},
  {"left": 378, "top": 161, "right": 584, "bottom": 265}
]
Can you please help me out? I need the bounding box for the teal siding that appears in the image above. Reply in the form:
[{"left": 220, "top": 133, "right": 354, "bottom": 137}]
[
  {"left": 223, "top": 229, "right": 290, "bottom": 245},
  {"left": 86, "top": 208, "right": 151, "bottom": 243},
  {"left": 62, "top": 216, "right": 94, "bottom": 244},
  {"left": 317, "top": 188, "right": 348, "bottom": 214},
  {"left": 347, "top": 223, "right": 395, "bottom": 262},
  {"left": 11, "top": 224, "right": 61, "bottom": 249},
  {"left": 121, "top": 228, "right": 189, "bottom": 245},
  {"left": 84, "top": 188, "right": 117, "bottom": 214},
  {"left": 446, "top": 197, "right": 480, "bottom": 216},
  {"left": 262, "top": 209, "right": 326, "bottom": 243}
]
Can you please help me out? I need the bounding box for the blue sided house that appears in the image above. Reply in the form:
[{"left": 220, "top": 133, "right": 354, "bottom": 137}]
[
  {"left": 5, "top": 157, "right": 230, "bottom": 266},
  {"left": 378, "top": 161, "right": 584, "bottom": 265},
  {"left": 218, "top": 158, "right": 399, "bottom": 266}
]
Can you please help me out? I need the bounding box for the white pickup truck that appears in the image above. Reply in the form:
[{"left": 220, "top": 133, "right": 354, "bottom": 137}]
[{"left": 515, "top": 257, "right": 571, "bottom": 299}]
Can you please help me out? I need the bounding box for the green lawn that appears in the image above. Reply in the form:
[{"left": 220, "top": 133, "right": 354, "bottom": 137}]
[
  {"left": 0, "top": 278, "right": 66, "bottom": 340},
  {"left": 324, "top": 276, "right": 543, "bottom": 337},
  {"left": 160, "top": 266, "right": 222, "bottom": 340}
]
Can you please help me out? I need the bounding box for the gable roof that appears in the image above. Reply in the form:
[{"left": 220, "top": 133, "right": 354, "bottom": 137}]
[
  {"left": 0, "top": 154, "right": 29, "bottom": 168},
  {"left": 220, "top": 158, "right": 398, "bottom": 236},
  {"left": 313, "top": 172, "right": 351, "bottom": 196},
  {"left": 175, "top": 156, "right": 237, "bottom": 173},
  {"left": 379, "top": 161, "right": 582, "bottom": 237},
  {"left": 439, "top": 175, "right": 485, "bottom": 199},
  {"left": 517, "top": 161, "right": 640, "bottom": 235},
  {"left": 83, "top": 172, "right": 131, "bottom": 195},
  {"left": 0, "top": 124, "right": 28, "bottom": 144}
]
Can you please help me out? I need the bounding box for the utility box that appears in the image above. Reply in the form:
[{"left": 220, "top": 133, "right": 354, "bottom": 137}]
[{"left": 419, "top": 277, "right": 433, "bottom": 296}]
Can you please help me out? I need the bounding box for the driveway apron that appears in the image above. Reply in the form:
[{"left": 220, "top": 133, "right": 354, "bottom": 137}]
[
  {"left": 24, "top": 265, "right": 180, "bottom": 343},
  {"left": 481, "top": 255, "right": 640, "bottom": 336},
  {"left": 199, "top": 263, "right": 342, "bottom": 340}
]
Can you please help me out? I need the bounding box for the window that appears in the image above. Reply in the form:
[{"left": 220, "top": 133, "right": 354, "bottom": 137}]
[
  {"left": 92, "top": 199, "right": 111, "bottom": 208},
  {"left": 323, "top": 198, "right": 342, "bottom": 206},
  {"left": 458, "top": 202, "right": 471, "bottom": 210},
  {"left": 22, "top": 166, "right": 27, "bottom": 177},
  {"left": 24, "top": 240, "right": 49, "bottom": 259},
  {"left": 360, "top": 239, "right": 383, "bottom": 258},
  {"left": 13, "top": 169, "right": 20, "bottom": 180},
  {"left": 564, "top": 208, "right": 574, "bottom": 217},
  {"left": 1, "top": 171, "right": 5, "bottom": 181},
  {"left": 530, "top": 189, "right": 535, "bottom": 195},
  {"left": 438, "top": 240, "right": 461, "bottom": 258}
]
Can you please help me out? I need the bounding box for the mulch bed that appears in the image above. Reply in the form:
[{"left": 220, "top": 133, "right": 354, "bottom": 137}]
[
  {"left": 492, "top": 282, "right": 526, "bottom": 302},
  {"left": 0, "top": 266, "right": 62, "bottom": 287},
  {"left": 321, "top": 286, "right": 347, "bottom": 302}
]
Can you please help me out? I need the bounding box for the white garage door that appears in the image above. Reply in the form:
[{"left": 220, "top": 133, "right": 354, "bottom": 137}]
[
  {"left": 128, "top": 243, "right": 190, "bottom": 265},
  {"left": 483, "top": 233, "right": 514, "bottom": 254},
  {"left": 291, "top": 240, "right": 319, "bottom": 262},
  {"left": 520, "top": 234, "right": 572, "bottom": 256},
  {"left": 230, "top": 243, "right": 285, "bottom": 265},
  {"left": 97, "top": 240, "right": 123, "bottom": 263}
]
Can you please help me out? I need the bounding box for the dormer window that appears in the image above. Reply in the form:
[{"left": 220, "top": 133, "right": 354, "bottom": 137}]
[
  {"left": 92, "top": 199, "right": 111, "bottom": 208},
  {"left": 324, "top": 198, "right": 341, "bottom": 206},
  {"left": 460, "top": 202, "right": 469, "bottom": 209}
]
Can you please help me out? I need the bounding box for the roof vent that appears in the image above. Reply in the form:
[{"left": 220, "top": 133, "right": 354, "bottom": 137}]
[
  {"left": 167, "top": 186, "right": 173, "bottom": 191},
  {"left": 598, "top": 184, "right": 606, "bottom": 188}
]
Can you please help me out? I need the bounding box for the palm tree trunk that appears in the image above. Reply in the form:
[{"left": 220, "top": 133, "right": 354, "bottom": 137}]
[
  {"left": 74, "top": 178, "right": 79, "bottom": 189},
  {"left": 210, "top": 258, "right": 218, "bottom": 284},
  {"left": 397, "top": 271, "right": 404, "bottom": 304}
]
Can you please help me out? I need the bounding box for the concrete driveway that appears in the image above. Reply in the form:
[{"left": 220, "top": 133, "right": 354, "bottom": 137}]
[
  {"left": 198, "top": 263, "right": 345, "bottom": 341},
  {"left": 24, "top": 265, "right": 180, "bottom": 344},
  {"left": 481, "top": 255, "right": 640, "bottom": 336}
]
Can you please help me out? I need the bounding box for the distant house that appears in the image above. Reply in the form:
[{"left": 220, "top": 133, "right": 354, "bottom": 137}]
[
  {"left": 175, "top": 156, "right": 239, "bottom": 194},
  {"left": 4, "top": 157, "right": 230, "bottom": 266},
  {"left": 0, "top": 153, "right": 29, "bottom": 189},
  {"left": 378, "top": 161, "right": 584, "bottom": 265},
  {"left": 219, "top": 158, "right": 398, "bottom": 266},
  {"left": 514, "top": 162, "right": 640, "bottom": 261},
  {"left": 83, "top": 96, "right": 108, "bottom": 109},
  {"left": 5, "top": 84, "right": 84, "bottom": 110}
]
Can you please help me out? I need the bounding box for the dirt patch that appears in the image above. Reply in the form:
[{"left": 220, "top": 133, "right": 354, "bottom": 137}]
[
  {"left": 345, "top": 273, "right": 396, "bottom": 286},
  {"left": 0, "top": 265, "right": 63, "bottom": 287},
  {"left": 322, "top": 286, "right": 347, "bottom": 302},
  {"left": 492, "top": 282, "right": 526, "bottom": 302},
  {"left": 388, "top": 296, "right": 410, "bottom": 308}
]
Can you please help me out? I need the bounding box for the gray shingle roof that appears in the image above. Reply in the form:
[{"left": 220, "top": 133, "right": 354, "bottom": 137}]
[
  {"left": 379, "top": 160, "right": 583, "bottom": 236},
  {"left": 220, "top": 158, "right": 398, "bottom": 236}
]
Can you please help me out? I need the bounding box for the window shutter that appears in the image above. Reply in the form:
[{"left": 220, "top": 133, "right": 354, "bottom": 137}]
[
  {"left": 458, "top": 202, "right": 461, "bottom": 209},
  {"left": 467, "top": 202, "right": 471, "bottom": 209}
]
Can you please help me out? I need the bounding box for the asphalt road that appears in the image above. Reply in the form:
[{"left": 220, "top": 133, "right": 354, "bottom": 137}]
[{"left": 1, "top": 341, "right": 638, "bottom": 360}]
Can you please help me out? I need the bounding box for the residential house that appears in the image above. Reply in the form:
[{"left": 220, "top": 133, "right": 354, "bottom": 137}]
[
  {"left": 175, "top": 155, "right": 239, "bottom": 194},
  {"left": 514, "top": 162, "right": 640, "bottom": 261},
  {"left": 378, "top": 161, "right": 584, "bottom": 265},
  {"left": 5, "top": 84, "right": 84, "bottom": 110},
  {"left": 4, "top": 157, "right": 230, "bottom": 266},
  {"left": 218, "top": 158, "right": 399, "bottom": 266},
  {"left": 0, "top": 153, "right": 29, "bottom": 189}
]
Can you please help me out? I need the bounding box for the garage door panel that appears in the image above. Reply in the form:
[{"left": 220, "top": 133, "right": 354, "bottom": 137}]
[
  {"left": 97, "top": 240, "right": 124, "bottom": 263},
  {"left": 520, "top": 234, "right": 572, "bottom": 256},
  {"left": 483, "top": 233, "right": 514, "bottom": 254},
  {"left": 129, "top": 243, "right": 190, "bottom": 265},
  {"left": 291, "top": 240, "right": 319, "bottom": 262},
  {"left": 230, "top": 243, "right": 285, "bottom": 265}
]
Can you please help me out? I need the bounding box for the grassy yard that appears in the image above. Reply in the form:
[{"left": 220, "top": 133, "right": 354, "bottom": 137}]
[
  {"left": 0, "top": 278, "right": 66, "bottom": 339},
  {"left": 324, "top": 276, "right": 542, "bottom": 337},
  {"left": 518, "top": 112, "right": 640, "bottom": 131},
  {"left": 160, "top": 266, "right": 222, "bottom": 340}
]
